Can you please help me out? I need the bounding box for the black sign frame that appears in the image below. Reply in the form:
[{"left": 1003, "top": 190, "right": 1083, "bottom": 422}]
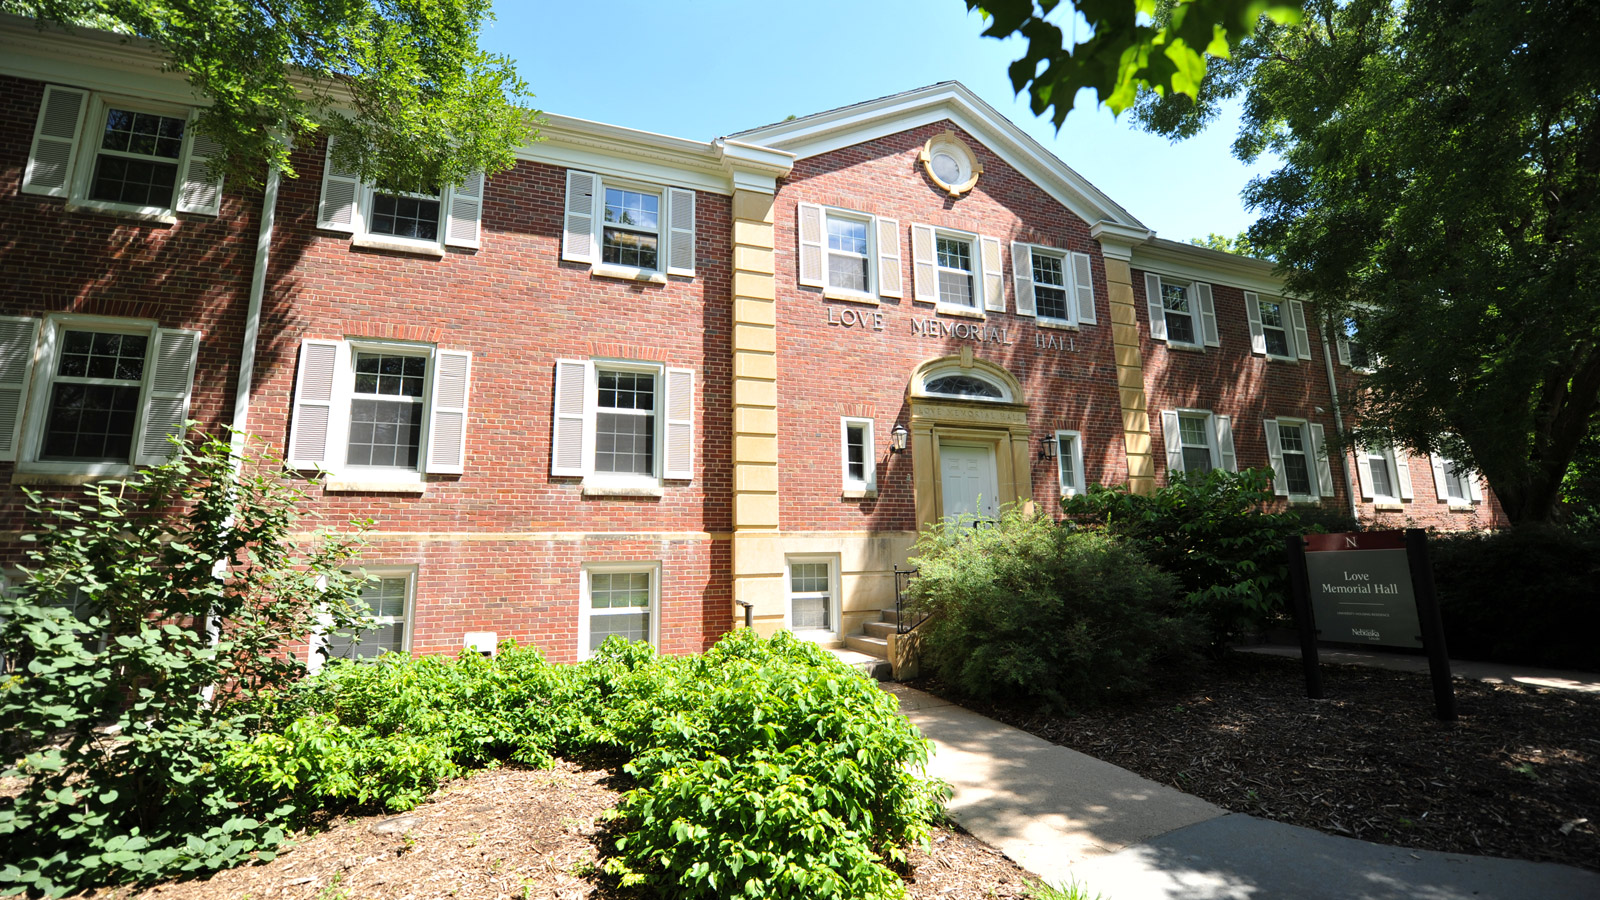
[{"left": 1285, "top": 529, "right": 1456, "bottom": 721}]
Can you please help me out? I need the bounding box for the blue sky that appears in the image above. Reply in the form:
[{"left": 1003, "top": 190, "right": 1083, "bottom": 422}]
[{"left": 479, "top": 0, "right": 1273, "bottom": 243}]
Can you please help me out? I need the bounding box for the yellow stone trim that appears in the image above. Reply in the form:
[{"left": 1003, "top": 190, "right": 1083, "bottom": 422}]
[{"left": 1101, "top": 255, "right": 1156, "bottom": 495}]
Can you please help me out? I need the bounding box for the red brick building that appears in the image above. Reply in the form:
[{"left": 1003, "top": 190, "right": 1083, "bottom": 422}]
[{"left": 0, "top": 21, "right": 1505, "bottom": 669}]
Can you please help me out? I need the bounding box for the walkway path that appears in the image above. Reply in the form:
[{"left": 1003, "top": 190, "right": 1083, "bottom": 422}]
[
  {"left": 884, "top": 683, "right": 1600, "bottom": 900},
  {"left": 1236, "top": 643, "right": 1600, "bottom": 694}
]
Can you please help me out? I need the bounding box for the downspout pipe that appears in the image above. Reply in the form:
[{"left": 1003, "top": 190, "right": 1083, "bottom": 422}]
[
  {"left": 1322, "top": 334, "right": 1361, "bottom": 523},
  {"left": 229, "top": 161, "right": 281, "bottom": 469}
]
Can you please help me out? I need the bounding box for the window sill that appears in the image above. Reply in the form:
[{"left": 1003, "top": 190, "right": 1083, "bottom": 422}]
[
  {"left": 1445, "top": 501, "right": 1477, "bottom": 511},
  {"left": 1287, "top": 497, "right": 1324, "bottom": 506},
  {"left": 323, "top": 480, "right": 427, "bottom": 494},
  {"left": 592, "top": 264, "right": 667, "bottom": 285},
  {"left": 936, "top": 305, "right": 986, "bottom": 320},
  {"left": 841, "top": 488, "right": 877, "bottom": 500},
  {"left": 11, "top": 470, "right": 133, "bottom": 486},
  {"left": 351, "top": 234, "right": 446, "bottom": 257},
  {"left": 1372, "top": 502, "right": 1405, "bottom": 511},
  {"left": 1164, "top": 342, "right": 1206, "bottom": 353},
  {"left": 64, "top": 200, "right": 178, "bottom": 226},
  {"left": 581, "top": 479, "right": 664, "bottom": 498},
  {"left": 1264, "top": 354, "right": 1302, "bottom": 364},
  {"left": 823, "top": 289, "right": 879, "bottom": 306},
  {"left": 1036, "top": 319, "right": 1079, "bottom": 331}
]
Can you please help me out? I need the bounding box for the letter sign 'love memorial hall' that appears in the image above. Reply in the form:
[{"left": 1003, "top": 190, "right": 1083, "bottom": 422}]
[{"left": 1286, "top": 530, "right": 1456, "bottom": 720}]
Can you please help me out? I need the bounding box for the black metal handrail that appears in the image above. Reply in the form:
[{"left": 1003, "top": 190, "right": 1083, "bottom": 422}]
[{"left": 893, "top": 565, "right": 928, "bottom": 635}]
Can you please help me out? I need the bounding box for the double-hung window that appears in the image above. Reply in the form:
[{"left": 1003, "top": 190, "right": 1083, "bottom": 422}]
[
  {"left": 1366, "top": 448, "right": 1397, "bottom": 501},
  {"left": 316, "top": 135, "right": 485, "bottom": 253},
  {"left": 1032, "top": 252, "right": 1069, "bottom": 321},
  {"left": 1055, "top": 430, "right": 1086, "bottom": 497},
  {"left": 287, "top": 338, "right": 474, "bottom": 485},
  {"left": 561, "top": 169, "right": 696, "bottom": 280},
  {"left": 316, "top": 567, "right": 415, "bottom": 666},
  {"left": 1356, "top": 445, "right": 1413, "bottom": 504},
  {"left": 796, "top": 204, "right": 902, "bottom": 301},
  {"left": 786, "top": 556, "right": 837, "bottom": 636},
  {"left": 1428, "top": 452, "right": 1482, "bottom": 507},
  {"left": 579, "top": 562, "right": 659, "bottom": 658},
  {"left": 1338, "top": 317, "right": 1373, "bottom": 370},
  {"left": 1011, "top": 243, "right": 1097, "bottom": 326},
  {"left": 1246, "top": 292, "right": 1311, "bottom": 361},
  {"left": 2, "top": 315, "right": 201, "bottom": 475},
  {"left": 1160, "top": 409, "right": 1236, "bottom": 481},
  {"left": 841, "top": 417, "right": 876, "bottom": 493},
  {"left": 22, "top": 86, "right": 225, "bottom": 219},
  {"left": 551, "top": 359, "right": 695, "bottom": 494},
  {"left": 1265, "top": 417, "right": 1334, "bottom": 500},
  {"left": 1143, "top": 274, "right": 1219, "bottom": 348},
  {"left": 910, "top": 225, "right": 1004, "bottom": 312}
]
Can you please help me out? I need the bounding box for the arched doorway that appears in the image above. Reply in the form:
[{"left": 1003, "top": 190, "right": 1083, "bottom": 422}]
[{"left": 906, "top": 351, "right": 1034, "bottom": 531}]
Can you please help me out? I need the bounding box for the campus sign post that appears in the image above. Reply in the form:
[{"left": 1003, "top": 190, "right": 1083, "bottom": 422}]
[{"left": 1285, "top": 530, "right": 1456, "bottom": 721}]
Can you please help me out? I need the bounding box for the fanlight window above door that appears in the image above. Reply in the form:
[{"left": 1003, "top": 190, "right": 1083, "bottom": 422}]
[{"left": 924, "top": 372, "right": 1007, "bottom": 401}]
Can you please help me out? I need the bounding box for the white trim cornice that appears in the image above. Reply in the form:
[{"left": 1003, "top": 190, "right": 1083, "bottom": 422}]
[
  {"left": 1131, "top": 237, "right": 1293, "bottom": 298},
  {"left": 0, "top": 14, "right": 204, "bottom": 105}
]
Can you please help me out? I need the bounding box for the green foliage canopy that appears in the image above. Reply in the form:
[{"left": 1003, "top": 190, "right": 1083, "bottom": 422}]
[
  {"left": 965, "top": 0, "right": 1304, "bottom": 122},
  {"left": 3, "top": 0, "right": 537, "bottom": 188},
  {"left": 1133, "top": 0, "right": 1600, "bottom": 523}
]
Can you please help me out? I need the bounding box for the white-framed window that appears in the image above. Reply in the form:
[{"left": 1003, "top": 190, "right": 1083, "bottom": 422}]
[
  {"left": 1338, "top": 317, "right": 1374, "bottom": 370},
  {"left": 579, "top": 561, "right": 660, "bottom": 658},
  {"left": 1355, "top": 444, "right": 1413, "bottom": 504},
  {"left": 1265, "top": 417, "right": 1334, "bottom": 500},
  {"left": 287, "top": 338, "right": 474, "bottom": 481},
  {"left": 561, "top": 169, "right": 695, "bottom": 279},
  {"left": 21, "top": 86, "right": 225, "bottom": 219},
  {"left": 1012, "top": 243, "right": 1097, "bottom": 326},
  {"left": 910, "top": 224, "right": 1003, "bottom": 312},
  {"left": 1160, "top": 409, "right": 1237, "bottom": 480},
  {"left": 1143, "top": 273, "right": 1219, "bottom": 348},
  {"left": 920, "top": 365, "right": 1011, "bottom": 402},
  {"left": 313, "top": 566, "right": 416, "bottom": 667},
  {"left": 1055, "top": 430, "right": 1086, "bottom": 497},
  {"left": 785, "top": 555, "right": 838, "bottom": 636},
  {"left": 1429, "top": 452, "right": 1482, "bottom": 507},
  {"left": 1245, "top": 292, "right": 1310, "bottom": 361},
  {"left": 797, "top": 204, "right": 902, "bottom": 301},
  {"left": 316, "top": 135, "right": 485, "bottom": 252},
  {"left": 550, "top": 359, "right": 694, "bottom": 493},
  {"left": 841, "top": 417, "right": 876, "bottom": 492},
  {"left": 5, "top": 314, "right": 200, "bottom": 475}
]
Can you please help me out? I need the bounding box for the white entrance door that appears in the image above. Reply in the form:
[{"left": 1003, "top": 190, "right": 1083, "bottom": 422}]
[{"left": 940, "top": 443, "right": 999, "bottom": 524}]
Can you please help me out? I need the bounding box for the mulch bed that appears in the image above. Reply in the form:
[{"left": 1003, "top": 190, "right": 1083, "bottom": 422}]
[
  {"left": 79, "top": 759, "right": 1037, "bottom": 900},
  {"left": 916, "top": 653, "right": 1600, "bottom": 872}
]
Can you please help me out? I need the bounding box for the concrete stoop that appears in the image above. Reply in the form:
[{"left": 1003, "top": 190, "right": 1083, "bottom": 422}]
[{"left": 826, "top": 608, "right": 899, "bottom": 681}]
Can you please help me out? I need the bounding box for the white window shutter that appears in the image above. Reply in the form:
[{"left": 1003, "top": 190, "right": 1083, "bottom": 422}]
[
  {"left": 1468, "top": 470, "right": 1484, "bottom": 502},
  {"left": 1337, "top": 337, "right": 1352, "bottom": 366},
  {"left": 317, "top": 135, "right": 363, "bottom": 232},
  {"left": 666, "top": 187, "right": 696, "bottom": 277},
  {"left": 551, "top": 359, "right": 591, "bottom": 477},
  {"left": 23, "top": 85, "right": 87, "bottom": 198},
  {"left": 562, "top": 170, "right": 597, "bottom": 263},
  {"left": 1310, "top": 423, "right": 1334, "bottom": 497},
  {"left": 911, "top": 224, "right": 937, "bottom": 304},
  {"left": 796, "top": 203, "right": 824, "bottom": 288},
  {"left": 287, "top": 339, "right": 345, "bottom": 469},
  {"left": 1160, "top": 410, "right": 1182, "bottom": 481},
  {"left": 1244, "top": 291, "right": 1266, "bottom": 355},
  {"left": 663, "top": 367, "right": 694, "bottom": 480},
  {"left": 0, "top": 317, "right": 40, "bottom": 462},
  {"left": 176, "top": 117, "right": 225, "bottom": 216},
  {"left": 1071, "top": 252, "right": 1096, "bottom": 325},
  {"left": 444, "top": 172, "right": 485, "bottom": 249},
  {"left": 1290, "top": 301, "right": 1312, "bottom": 360},
  {"left": 1394, "top": 449, "right": 1415, "bottom": 500},
  {"left": 135, "top": 328, "right": 201, "bottom": 466},
  {"left": 425, "top": 349, "right": 472, "bottom": 474},
  {"left": 1263, "top": 420, "right": 1288, "bottom": 496},
  {"left": 1144, "top": 273, "right": 1167, "bottom": 341},
  {"left": 1010, "top": 242, "right": 1036, "bottom": 317},
  {"left": 876, "top": 216, "right": 902, "bottom": 298},
  {"left": 1355, "top": 449, "right": 1375, "bottom": 500},
  {"left": 1195, "top": 282, "right": 1220, "bottom": 347},
  {"left": 980, "top": 235, "right": 1005, "bottom": 312},
  {"left": 1428, "top": 453, "right": 1450, "bottom": 503},
  {"left": 1215, "top": 414, "right": 1238, "bottom": 473}
]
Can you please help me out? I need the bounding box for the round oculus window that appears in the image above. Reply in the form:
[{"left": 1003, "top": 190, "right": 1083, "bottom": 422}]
[
  {"left": 920, "top": 133, "right": 981, "bottom": 197},
  {"left": 930, "top": 150, "right": 962, "bottom": 185}
]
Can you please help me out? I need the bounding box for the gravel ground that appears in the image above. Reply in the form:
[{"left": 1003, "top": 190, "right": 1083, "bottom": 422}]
[{"left": 916, "top": 652, "right": 1600, "bottom": 872}]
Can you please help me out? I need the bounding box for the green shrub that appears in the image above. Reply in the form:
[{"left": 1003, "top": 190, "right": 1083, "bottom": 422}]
[
  {"left": 905, "top": 508, "right": 1196, "bottom": 711},
  {"left": 1427, "top": 527, "right": 1600, "bottom": 671},
  {"left": 0, "top": 434, "right": 368, "bottom": 896},
  {"left": 1065, "top": 468, "right": 1310, "bottom": 648}
]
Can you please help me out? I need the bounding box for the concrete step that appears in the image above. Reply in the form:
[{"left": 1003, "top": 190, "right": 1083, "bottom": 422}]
[
  {"left": 826, "top": 646, "right": 892, "bottom": 681},
  {"left": 877, "top": 607, "right": 902, "bottom": 626},
  {"left": 845, "top": 633, "right": 888, "bottom": 657},
  {"left": 863, "top": 620, "right": 897, "bottom": 640}
]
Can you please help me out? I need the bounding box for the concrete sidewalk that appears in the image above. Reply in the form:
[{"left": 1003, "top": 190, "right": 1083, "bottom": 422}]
[
  {"left": 885, "top": 683, "right": 1600, "bottom": 900},
  {"left": 1236, "top": 643, "right": 1600, "bottom": 694}
]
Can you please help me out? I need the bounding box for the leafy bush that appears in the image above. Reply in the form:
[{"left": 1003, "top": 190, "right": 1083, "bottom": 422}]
[
  {"left": 0, "top": 434, "right": 369, "bottom": 896},
  {"left": 1428, "top": 527, "right": 1600, "bottom": 671},
  {"left": 1065, "top": 468, "right": 1311, "bottom": 648},
  {"left": 905, "top": 508, "right": 1196, "bottom": 711}
]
